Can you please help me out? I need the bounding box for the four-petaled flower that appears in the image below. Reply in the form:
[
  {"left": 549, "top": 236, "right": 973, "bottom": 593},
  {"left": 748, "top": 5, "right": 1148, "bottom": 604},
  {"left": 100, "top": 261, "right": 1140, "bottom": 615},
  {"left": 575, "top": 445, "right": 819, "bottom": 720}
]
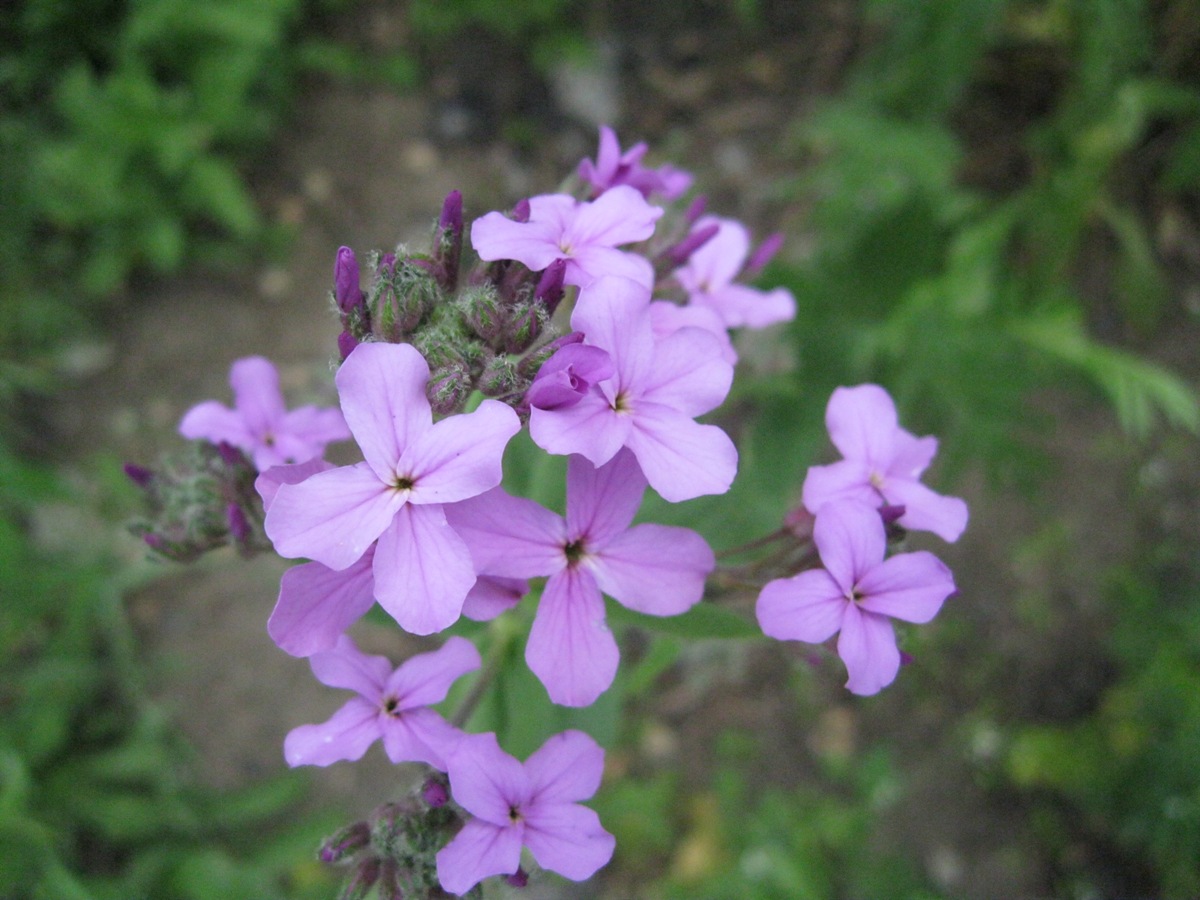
[
  {"left": 179, "top": 356, "right": 350, "bottom": 471},
  {"left": 284, "top": 635, "right": 479, "bottom": 769},
  {"left": 264, "top": 342, "right": 520, "bottom": 635},
  {"left": 756, "top": 500, "right": 956, "bottom": 695},
  {"left": 802, "top": 384, "right": 969, "bottom": 542},
  {"left": 470, "top": 187, "right": 663, "bottom": 289},
  {"left": 577, "top": 124, "right": 693, "bottom": 200},
  {"left": 435, "top": 730, "right": 615, "bottom": 895}
]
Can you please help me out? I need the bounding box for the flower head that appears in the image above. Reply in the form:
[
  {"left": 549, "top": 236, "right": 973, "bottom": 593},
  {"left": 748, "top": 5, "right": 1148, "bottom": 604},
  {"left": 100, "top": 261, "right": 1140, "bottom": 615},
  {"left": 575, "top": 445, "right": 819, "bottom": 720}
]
[
  {"left": 756, "top": 500, "right": 956, "bottom": 695},
  {"left": 179, "top": 356, "right": 350, "bottom": 471},
  {"left": 577, "top": 125, "right": 693, "bottom": 200},
  {"left": 802, "top": 384, "right": 969, "bottom": 542},
  {"left": 436, "top": 730, "right": 615, "bottom": 895}
]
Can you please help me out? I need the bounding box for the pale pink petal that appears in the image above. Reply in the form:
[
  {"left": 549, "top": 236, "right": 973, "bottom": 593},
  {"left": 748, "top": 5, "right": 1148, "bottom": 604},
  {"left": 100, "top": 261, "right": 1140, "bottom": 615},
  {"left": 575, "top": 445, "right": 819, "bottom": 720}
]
[
  {"left": 801, "top": 459, "right": 878, "bottom": 515},
  {"left": 462, "top": 576, "right": 528, "bottom": 621},
  {"left": 335, "top": 342, "right": 431, "bottom": 482},
  {"left": 372, "top": 504, "right": 474, "bottom": 635},
  {"left": 639, "top": 325, "right": 733, "bottom": 416},
  {"left": 565, "top": 185, "right": 662, "bottom": 249},
  {"left": 308, "top": 634, "right": 391, "bottom": 695},
  {"left": 526, "top": 194, "right": 578, "bottom": 232},
  {"left": 283, "top": 698, "right": 380, "bottom": 766},
  {"left": 676, "top": 217, "right": 749, "bottom": 292},
  {"left": 523, "top": 804, "right": 615, "bottom": 881},
  {"left": 857, "top": 551, "right": 955, "bottom": 623},
  {"left": 404, "top": 400, "right": 519, "bottom": 503},
  {"left": 625, "top": 405, "right": 738, "bottom": 502},
  {"left": 887, "top": 429, "right": 938, "bottom": 479},
  {"left": 577, "top": 125, "right": 621, "bottom": 185},
  {"left": 256, "top": 458, "right": 334, "bottom": 512},
  {"left": 386, "top": 636, "right": 481, "bottom": 708},
  {"left": 525, "top": 730, "right": 606, "bottom": 805},
  {"left": 571, "top": 276, "right": 655, "bottom": 394},
  {"left": 756, "top": 570, "right": 846, "bottom": 643},
  {"left": 650, "top": 300, "right": 738, "bottom": 365},
  {"left": 178, "top": 400, "right": 251, "bottom": 448},
  {"left": 230, "top": 356, "right": 285, "bottom": 436},
  {"left": 470, "top": 210, "right": 561, "bottom": 270},
  {"left": 567, "top": 245, "right": 655, "bottom": 289},
  {"left": 380, "top": 707, "right": 462, "bottom": 769},
  {"left": 279, "top": 405, "right": 351, "bottom": 449},
  {"left": 882, "top": 478, "right": 969, "bottom": 543},
  {"left": 268, "top": 553, "right": 376, "bottom": 657},
  {"left": 265, "top": 463, "right": 403, "bottom": 569},
  {"left": 444, "top": 489, "right": 566, "bottom": 578},
  {"left": 825, "top": 384, "right": 899, "bottom": 469},
  {"left": 591, "top": 524, "right": 711, "bottom": 616},
  {"left": 565, "top": 450, "right": 645, "bottom": 546},
  {"left": 436, "top": 819, "right": 523, "bottom": 896},
  {"left": 529, "top": 393, "right": 630, "bottom": 466},
  {"left": 526, "top": 568, "right": 620, "bottom": 708},
  {"left": 811, "top": 500, "right": 886, "bottom": 595},
  {"left": 694, "top": 283, "right": 796, "bottom": 329},
  {"left": 837, "top": 605, "right": 900, "bottom": 696},
  {"left": 445, "top": 732, "right": 529, "bottom": 822}
]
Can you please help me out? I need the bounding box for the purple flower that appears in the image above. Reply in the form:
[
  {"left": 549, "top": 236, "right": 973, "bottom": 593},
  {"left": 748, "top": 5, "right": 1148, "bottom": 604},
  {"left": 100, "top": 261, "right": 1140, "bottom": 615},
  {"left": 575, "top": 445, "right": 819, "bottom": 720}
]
[
  {"left": 470, "top": 187, "right": 663, "bottom": 289},
  {"left": 756, "top": 500, "right": 956, "bottom": 695},
  {"left": 284, "top": 635, "right": 478, "bottom": 769},
  {"left": 802, "top": 384, "right": 969, "bottom": 542},
  {"left": 577, "top": 125, "right": 693, "bottom": 200},
  {"left": 529, "top": 276, "right": 737, "bottom": 503},
  {"left": 264, "top": 342, "right": 521, "bottom": 635},
  {"left": 526, "top": 343, "right": 616, "bottom": 411},
  {"left": 447, "top": 450, "right": 714, "bottom": 706},
  {"left": 673, "top": 216, "right": 796, "bottom": 329},
  {"left": 435, "top": 730, "right": 615, "bottom": 895},
  {"left": 179, "top": 356, "right": 350, "bottom": 471}
]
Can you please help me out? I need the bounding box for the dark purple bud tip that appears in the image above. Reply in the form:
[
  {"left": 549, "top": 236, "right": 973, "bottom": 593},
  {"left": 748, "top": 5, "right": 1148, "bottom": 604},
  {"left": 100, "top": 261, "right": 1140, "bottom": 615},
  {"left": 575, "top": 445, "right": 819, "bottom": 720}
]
[
  {"left": 335, "top": 246, "right": 363, "bottom": 314},
  {"left": 226, "top": 503, "right": 251, "bottom": 543},
  {"left": 422, "top": 776, "right": 449, "bottom": 808},
  {"left": 665, "top": 222, "right": 719, "bottom": 268},
  {"left": 899, "top": 650, "right": 914, "bottom": 667},
  {"left": 142, "top": 533, "right": 166, "bottom": 551},
  {"left": 684, "top": 194, "right": 708, "bottom": 225},
  {"left": 338, "top": 330, "right": 360, "bottom": 361},
  {"left": 533, "top": 259, "right": 567, "bottom": 318},
  {"left": 505, "top": 868, "right": 529, "bottom": 888},
  {"left": 511, "top": 198, "right": 531, "bottom": 223},
  {"left": 123, "top": 463, "right": 154, "bottom": 488},
  {"left": 318, "top": 820, "right": 371, "bottom": 865},
  {"left": 744, "top": 232, "right": 784, "bottom": 278},
  {"left": 215, "top": 441, "right": 247, "bottom": 468},
  {"left": 878, "top": 504, "right": 907, "bottom": 526},
  {"left": 439, "top": 190, "right": 463, "bottom": 233}
]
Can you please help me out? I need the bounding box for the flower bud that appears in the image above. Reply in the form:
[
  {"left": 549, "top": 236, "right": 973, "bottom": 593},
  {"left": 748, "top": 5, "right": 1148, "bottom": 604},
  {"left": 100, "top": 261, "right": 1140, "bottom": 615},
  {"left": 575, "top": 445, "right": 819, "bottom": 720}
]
[
  {"left": 505, "top": 868, "right": 529, "bottom": 887},
  {"left": 533, "top": 259, "right": 567, "bottom": 319},
  {"left": 511, "top": 198, "right": 531, "bottom": 223},
  {"left": 123, "top": 462, "right": 154, "bottom": 488},
  {"left": 433, "top": 190, "right": 464, "bottom": 293},
  {"left": 478, "top": 355, "right": 523, "bottom": 398},
  {"left": 663, "top": 222, "right": 719, "bottom": 268},
  {"left": 422, "top": 775, "right": 449, "bottom": 809},
  {"left": 338, "top": 329, "right": 360, "bottom": 361},
  {"left": 427, "top": 361, "right": 473, "bottom": 416},
  {"left": 743, "top": 231, "right": 784, "bottom": 278},
  {"left": 338, "top": 857, "right": 381, "bottom": 900},
  {"left": 684, "top": 194, "right": 707, "bottom": 225},
  {"left": 334, "top": 246, "right": 364, "bottom": 314},
  {"left": 319, "top": 820, "right": 372, "bottom": 865}
]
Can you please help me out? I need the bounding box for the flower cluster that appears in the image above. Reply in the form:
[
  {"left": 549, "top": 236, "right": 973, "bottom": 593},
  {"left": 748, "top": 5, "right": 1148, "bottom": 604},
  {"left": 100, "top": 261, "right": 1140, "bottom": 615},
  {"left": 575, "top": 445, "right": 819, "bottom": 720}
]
[{"left": 134, "top": 126, "right": 967, "bottom": 897}]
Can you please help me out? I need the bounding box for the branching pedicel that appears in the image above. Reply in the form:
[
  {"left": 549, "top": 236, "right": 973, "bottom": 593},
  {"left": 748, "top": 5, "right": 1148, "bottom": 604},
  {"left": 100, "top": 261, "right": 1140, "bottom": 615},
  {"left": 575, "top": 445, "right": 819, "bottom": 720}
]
[{"left": 129, "top": 126, "right": 968, "bottom": 897}]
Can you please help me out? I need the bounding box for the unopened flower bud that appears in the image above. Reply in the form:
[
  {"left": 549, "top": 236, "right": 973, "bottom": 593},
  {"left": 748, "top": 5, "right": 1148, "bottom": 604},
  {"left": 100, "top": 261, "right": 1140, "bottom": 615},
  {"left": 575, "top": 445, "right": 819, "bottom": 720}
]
[
  {"left": 743, "top": 231, "right": 784, "bottom": 278},
  {"left": 684, "top": 194, "right": 707, "bottom": 225},
  {"left": 500, "top": 302, "right": 545, "bottom": 355},
  {"left": 427, "top": 362, "right": 472, "bottom": 415},
  {"left": 123, "top": 463, "right": 154, "bottom": 488},
  {"left": 319, "top": 820, "right": 372, "bottom": 865},
  {"left": 517, "top": 331, "right": 584, "bottom": 380},
  {"left": 511, "top": 198, "right": 531, "bottom": 223},
  {"left": 533, "top": 259, "right": 567, "bottom": 319},
  {"left": 505, "top": 868, "right": 529, "bottom": 888},
  {"left": 879, "top": 504, "right": 907, "bottom": 526},
  {"left": 422, "top": 775, "right": 449, "bottom": 808},
  {"left": 339, "top": 857, "right": 381, "bottom": 900},
  {"left": 663, "top": 222, "right": 719, "bottom": 268},
  {"left": 215, "top": 441, "right": 248, "bottom": 469},
  {"left": 335, "top": 246, "right": 364, "bottom": 314},
  {"left": 478, "top": 355, "right": 522, "bottom": 398},
  {"left": 433, "top": 190, "right": 464, "bottom": 293},
  {"left": 226, "top": 503, "right": 251, "bottom": 544},
  {"left": 338, "top": 330, "right": 360, "bottom": 361}
]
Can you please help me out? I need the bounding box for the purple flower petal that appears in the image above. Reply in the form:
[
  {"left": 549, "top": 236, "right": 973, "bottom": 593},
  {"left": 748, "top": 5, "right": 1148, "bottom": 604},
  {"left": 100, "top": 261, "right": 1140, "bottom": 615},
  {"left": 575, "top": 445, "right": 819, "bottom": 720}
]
[
  {"left": 675, "top": 216, "right": 749, "bottom": 294},
  {"left": 881, "top": 478, "right": 969, "bottom": 543},
  {"left": 230, "top": 356, "right": 286, "bottom": 437},
  {"left": 445, "top": 489, "right": 566, "bottom": 579},
  {"left": 178, "top": 400, "right": 252, "bottom": 448},
  {"left": 650, "top": 301, "right": 738, "bottom": 365},
  {"left": 335, "top": 342, "right": 432, "bottom": 482},
  {"left": 445, "top": 732, "right": 529, "bottom": 823},
  {"left": 568, "top": 244, "right": 656, "bottom": 288},
  {"left": 279, "top": 405, "right": 351, "bottom": 450},
  {"left": 591, "top": 524, "right": 711, "bottom": 616},
  {"left": 837, "top": 605, "right": 901, "bottom": 696},
  {"left": 625, "top": 404, "right": 738, "bottom": 502},
  {"left": 372, "top": 504, "right": 475, "bottom": 635},
  {"left": 386, "top": 636, "right": 481, "bottom": 708},
  {"left": 469, "top": 209, "right": 562, "bottom": 271},
  {"left": 462, "top": 576, "right": 528, "bottom": 621},
  {"left": 566, "top": 185, "right": 662, "bottom": 251},
  {"left": 525, "top": 730, "right": 606, "bottom": 806},
  {"left": 265, "top": 462, "right": 402, "bottom": 570},
  {"left": 825, "top": 384, "right": 899, "bottom": 471},
  {"left": 801, "top": 459, "right": 877, "bottom": 515},
  {"left": 283, "top": 698, "right": 380, "bottom": 766},
  {"left": 526, "top": 568, "right": 619, "bottom": 708},
  {"left": 404, "top": 399, "right": 519, "bottom": 504},
  {"left": 756, "top": 569, "right": 846, "bottom": 643},
  {"left": 529, "top": 392, "right": 630, "bottom": 467},
  {"left": 565, "top": 451, "right": 646, "bottom": 547},
  {"left": 308, "top": 634, "right": 392, "bottom": 695},
  {"left": 811, "top": 500, "right": 886, "bottom": 597},
  {"left": 436, "top": 818, "right": 523, "bottom": 896},
  {"left": 268, "top": 553, "right": 376, "bottom": 657},
  {"left": 856, "top": 551, "right": 955, "bottom": 623},
  {"left": 522, "top": 803, "right": 615, "bottom": 881},
  {"left": 695, "top": 283, "right": 796, "bottom": 330},
  {"left": 380, "top": 706, "right": 462, "bottom": 769},
  {"left": 255, "top": 458, "right": 334, "bottom": 512},
  {"left": 571, "top": 276, "right": 654, "bottom": 395},
  {"left": 639, "top": 325, "right": 733, "bottom": 417},
  {"left": 887, "top": 429, "right": 939, "bottom": 479}
]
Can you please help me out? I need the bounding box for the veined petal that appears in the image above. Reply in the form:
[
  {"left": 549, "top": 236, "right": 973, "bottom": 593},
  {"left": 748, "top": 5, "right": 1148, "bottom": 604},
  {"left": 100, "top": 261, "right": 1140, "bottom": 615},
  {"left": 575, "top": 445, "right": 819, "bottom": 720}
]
[
  {"left": 568, "top": 245, "right": 655, "bottom": 289},
  {"left": 230, "top": 356, "right": 285, "bottom": 436},
  {"left": 336, "top": 342, "right": 431, "bottom": 482},
  {"left": 571, "top": 276, "right": 654, "bottom": 394},
  {"left": 386, "top": 635, "right": 481, "bottom": 708},
  {"left": 256, "top": 458, "right": 334, "bottom": 512},
  {"left": 462, "top": 576, "right": 527, "bottom": 622},
  {"left": 526, "top": 730, "right": 606, "bottom": 805},
  {"left": 436, "top": 819, "right": 523, "bottom": 896},
  {"left": 565, "top": 450, "right": 646, "bottom": 545},
  {"left": 529, "top": 393, "right": 629, "bottom": 466},
  {"left": 650, "top": 300, "right": 738, "bottom": 365},
  {"left": 756, "top": 570, "right": 846, "bottom": 643},
  {"left": 372, "top": 505, "right": 474, "bottom": 635},
  {"left": 837, "top": 605, "right": 901, "bottom": 696},
  {"left": 592, "top": 524, "right": 711, "bottom": 616},
  {"left": 523, "top": 804, "right": 615, "bottom": 882},
  {"left": 445, "top": 732, "right": 529, "bottom": 822},
  {"left": 625, "top": 405, "right": 738, "bottom": 502},
  {"left": 444, "top": 489, "right": 566, "bottom": 578},
  {"left": 283, "top": 698, "right": 380, "bottom": 766},
  {"left": 404, "top": 400, "right": 519, "bottom": 504},
  {"left": 812, "top": 500, "right": 886, "bottom": 596},
  {"left": 640, "top": 326, "right": 733, "bottom": 416},
  {"left": 566, "top": 185, "right": 662, "bottom": 248},
  {"left": 882, "top": 478, "right": 969, "bottom": 543},
  {"left": 178, "top": 400, "right": 251, "bottom": 448},
  {"left": 380, "top": 707, "right": 462, "bottom": 769},
  {"left": 857, "top": 551, "right": 955, "bottom": 623},
  {"left": 526, "top": 568, "right": 619, "bottom": 708},
  {"left": 268, "top": 553, "right": 376, "bottom": 657},
  {"left": 825, "top": 384, "right": 898, "bottom": 470},
  {"left": 264, "top": 463, "right": 402, "bottom": 570},
  {"left": 308, "top": 634, "right": 391, "bottom": 696}
]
